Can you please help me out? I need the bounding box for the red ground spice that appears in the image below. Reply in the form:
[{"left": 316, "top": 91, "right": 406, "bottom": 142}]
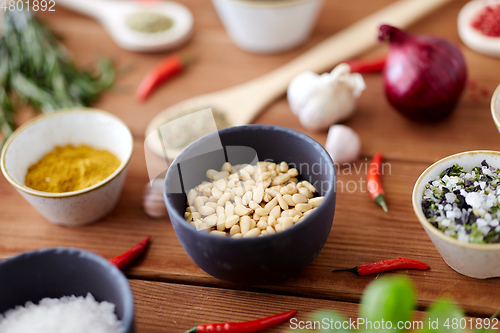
[{"left": 471, "top": 4, "right": 500, "bottom": 37}]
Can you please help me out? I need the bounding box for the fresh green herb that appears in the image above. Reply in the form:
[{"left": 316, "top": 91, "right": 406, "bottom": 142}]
[
  {"left": 0, "top": 10, "right": 115, "bottom": 142},
  {"left": 294, "top": 276, "right": 495, "bottom": 333}
]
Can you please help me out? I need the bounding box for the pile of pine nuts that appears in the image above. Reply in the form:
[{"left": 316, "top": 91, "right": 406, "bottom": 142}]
[{"left": 184, "top": 161, "right": 324, "bottom": 238}]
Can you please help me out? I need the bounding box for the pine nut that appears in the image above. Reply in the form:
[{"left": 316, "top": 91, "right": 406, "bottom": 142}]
[
  {"left": 217, "top": 192, "right": 232, "bottom": 206},
  {"left": 283, "top": 195, "right": 295, "bottom": 207},
  {"left": 266, "top": 226, "right": 276, "bottom": 234},
  {"left": 194, "top": 197, "right": 205, "bottom": 212},
  {"left": 191, "top": 212, "right": 201, "bottom": 220},
  {"left": 199, "top": 205, "right": 215, "bottom": 216},
  {"left": 242, "top": 191, "right": 252, "bottom": 206},
  {"left": 288, "top": 168, "right": 299, "bottom": 177},
  {"left": 279, "top": 161, "right": 289, "bottom": 173},
  {"left": 263, "top": 192, "right": 272, "bottom": 202},
  {"left": 233, "top": 186, "right": 244, "bottom": 197},
  {"left": 257, "top": 220, "right": 268, "bottom": 230},
  {"left": 235, "top": 204, "right": 250, "bottom": 216},
  {"left": 230, "top": 224, "right": 241, "bottom": 236},
  {"left": 210, "top": 230, "right": 226, "bottom": 237},
  {"left": 221, "top": 162, "right": 232, "bottom": 172},
  {"left": 206, "top": 169, "right": 218, "bottom": 179},
  {"left": 276, "top": 194, "right": 288, "bottom": 210},
  {"left": 268, "top": 205, "right": 280, "bottom": 219},
  {"left": 225, "top": 215, "right": 239, "bottom": 229},
  {"left": 264, "top": 197, "right": 277, "bottom": 211},
  {"left": 215, "top": 179, "right": 227, "bottom": 192},
  {"left": 253, "top": 185, "right": 264, "bottom": 204},
  {"left": 309, "top": 197, "right": 324, "bottom": 207},
  {"left": 212, "top": 187, "right": 223, "bottom": 200},
  {"left": 292, "top": 194, "right": 308, "bottom": 204},
  {"left": 275, "top": 224, "right": 282, "bottom": 233},
  {"left": 240, "top": 216, "right": 251, "bottom": 235},
  {"left": 248, "top": 201, "right": 260, "bottom": 210},
  {"left": 184, "top": 212, "right": 192, "bottom": 221},
  {"left": 287, "top": 209, "right": 301, "bottom": 218},
  {"left": 187, "top": 189, "right": 198, "bottom": 205},
  {"left": 303, "top": 208, "right": 316, "bottom": 217},
  {"left": 272, "top": 173, "right": 291, "bottom": 186},
  {"left": 250, "top": 219, "right": 256, "bottom": 229},
  {"left": 302, "top": 180, "right": 317, "bottom": 193},
  {"left": 205, "top": 202, "right": 218, "bottom": 210},
  {"left": 295, "top": 203, "right": 312, "bottom": 212},
  {"left": 298, "top": 187, "right": 314, "bottom": 199},
  {"left": 289, "top": 177, "right": 299, "bottom": 183},
  {"left": 268, "top": 215, "right": 276, "bottom": 227},
  {"left": 225, "top": 202, "right": 234, "bottom": 216},
  {"left": 205, "top": 214, "right": 218, "bottom": 227},
  {"left": 234, "top": 196, "right": 242, "bottom": 206},
  {"left": 266, "top": 189, "right": 280, "bottom": 197},
  {"left": 213, "top": 171, "right": 229, "bottom": 181},
  {"left": 243, "top": 228, "right": 261, "bottom": 238},
  {"left": 240, "top": 170, "right": 252, "bottom": 181},
  {"left": 293, "top": 215, "right": 301, "bottom": 223},
  {"left": 208, "top": 196, "right": 217, "bottom": 203},
  {"left": 280, "top": 218, "right": 294, "bottom": 230},
  {"left": 242, "top": 164, "right": 255, "bottom": 175},
  {"left": 260, "top": 230, "right": 269, "bottom": 236},
  {"left": 232, "top": 233, "right": 243, "bottom": 239},
  {"left": 255, "top": 207, "right": 269, "bottom": 216},
  {"left": 186, "top": 206, "right": 194, "bottom": 213}
]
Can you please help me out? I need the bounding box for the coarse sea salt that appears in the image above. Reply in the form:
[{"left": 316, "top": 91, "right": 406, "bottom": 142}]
[
  {"left": 0, "top": 293, "right": 123, "bottom": 333},
  {"left": 421, "top": 160, "right": 500, "bottom": 243}
]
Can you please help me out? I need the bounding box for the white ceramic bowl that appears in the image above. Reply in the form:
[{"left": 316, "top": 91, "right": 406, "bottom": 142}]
[
  {"left": 212, "top": 0, "right": 323, "bottom": 54},
  {"left": 1, "top": 109, "right": 133, "bottom": 227},
  {"left": 457, "top": 0, "right": 500, "bottom": 58},
  {"left": 412, "top": 151, "right": 500, "bottom": 279},
  {"left": 491, "top": 84, "right": 500, "bottom": 132}
]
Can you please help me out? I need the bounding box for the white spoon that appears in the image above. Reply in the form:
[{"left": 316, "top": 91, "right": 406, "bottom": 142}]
[{"left": 57, "top": 0, "right": 193, "bottom": 52}]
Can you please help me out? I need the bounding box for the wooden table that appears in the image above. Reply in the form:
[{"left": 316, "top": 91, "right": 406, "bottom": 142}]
[{"left": 2, "top": 0, "right": 500, "bottom": 331}]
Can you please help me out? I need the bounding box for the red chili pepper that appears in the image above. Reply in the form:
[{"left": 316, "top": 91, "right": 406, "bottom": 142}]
[
  {"left": 345, "top": 54, "right": 386, "bottom": 74},
  {"left": 185, "top": 310, "right": 297, "bottom": 333},
  {"left": 109, "top": 236, "right": 151, "bottom": 270},
  {"left": 136, "top": 54, "right": 191, "bottom": 102},
  {"left": 367, "top": 152, "right": 388, "bottom": 212},
  {"left": 332, "top": 258, "right": 430, "bottom": 275}
]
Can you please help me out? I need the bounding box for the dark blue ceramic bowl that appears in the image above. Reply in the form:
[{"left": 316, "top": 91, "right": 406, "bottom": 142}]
[
  {"left": 0, "top": 247, "right": 135, "bottom": 333},
  {"left": 164, "top": 125, "right": 336, "bottom": 284}
]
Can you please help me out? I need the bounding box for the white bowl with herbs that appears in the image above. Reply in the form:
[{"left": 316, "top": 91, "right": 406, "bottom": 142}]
[
  {"left": 1, "top": 109, "right": 133, "bottom": 227},
  {"left": 413, "top": 151, "right": 500, "bottom": 279}
]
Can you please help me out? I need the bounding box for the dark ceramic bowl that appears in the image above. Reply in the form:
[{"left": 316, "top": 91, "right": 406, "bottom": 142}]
[
  {"left": 164, "top": 125, "right": 336, "bottom": 284},
  {"left": 0, "top": 247, "right": 134, "bottom": 333}
]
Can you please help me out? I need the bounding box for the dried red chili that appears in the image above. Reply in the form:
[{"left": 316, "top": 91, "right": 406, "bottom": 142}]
[
  {"left": 185, "top": 310, "right": 297, "bottom": 333},
  {"left": 367, "top": 152, "right": 388, "bottom": 212},
  {"left": 471, "top": 4, "right": 500, "bottom": 37},
  {"left": 136, "top": 54, "right": 191, "bottom": 102},
  {"left": 345, "top": 54, "right": 386, "bottom": 74},
  {"left": 332, "top": 258, "right": 430, "bottom": 276},
  {"left": 109, "top": 236, "right": 151, "bottom": 270}
]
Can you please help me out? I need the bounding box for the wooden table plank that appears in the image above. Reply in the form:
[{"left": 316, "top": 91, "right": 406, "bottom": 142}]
[{"left": 131, "top": 280, "right": 447, "bottom": 333}]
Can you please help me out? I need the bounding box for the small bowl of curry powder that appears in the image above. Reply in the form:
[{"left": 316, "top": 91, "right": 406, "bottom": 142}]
[{"left": 1, "top": 109, "right": 133, "bottom": 226}]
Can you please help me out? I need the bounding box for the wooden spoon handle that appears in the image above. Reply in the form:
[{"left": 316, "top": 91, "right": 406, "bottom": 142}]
[{"left": 231, "top": 0, "right": 453, "bottom": 126}]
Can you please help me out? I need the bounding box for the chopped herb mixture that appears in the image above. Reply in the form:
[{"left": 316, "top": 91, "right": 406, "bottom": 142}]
[{"left": 422, "top": 160, "right": 500, "bottom": 243}]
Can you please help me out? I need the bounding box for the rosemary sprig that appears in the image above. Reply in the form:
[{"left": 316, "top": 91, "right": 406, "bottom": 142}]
[{"left": 0, "top": 10, "right": 115, "bottom": 142}]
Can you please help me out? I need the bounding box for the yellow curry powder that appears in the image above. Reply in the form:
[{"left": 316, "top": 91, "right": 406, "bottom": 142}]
[{"left": 25, "top": 145, "right": 121, "bottom": 193}]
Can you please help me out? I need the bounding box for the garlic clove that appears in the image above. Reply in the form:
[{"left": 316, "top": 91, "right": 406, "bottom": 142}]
[
  {"left": 325, "top": 124, "right": 361, "bottom": 164},
  {"left": 143, "top": 180, "right": 168, "bottom": 218}
]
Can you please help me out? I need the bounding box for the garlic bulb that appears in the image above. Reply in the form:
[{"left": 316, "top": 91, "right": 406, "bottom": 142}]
[
  {"left": 287, "top": 63, "right": 366, "bottom": 131},
  {"left": 325, "top": 125, "right": 361, "bottom": 164}
]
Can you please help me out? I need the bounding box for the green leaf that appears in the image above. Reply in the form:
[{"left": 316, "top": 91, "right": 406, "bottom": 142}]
[
  {"left": 360, "top": 275, "right": 416, "bottom": 333},
  {"left": 424, "top": 298, "right": 464, "bottom": 333}
]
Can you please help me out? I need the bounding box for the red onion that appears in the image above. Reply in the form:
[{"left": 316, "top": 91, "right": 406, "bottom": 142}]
[{"left": 378, "top": 25, "right": 467, "bottom": 121}]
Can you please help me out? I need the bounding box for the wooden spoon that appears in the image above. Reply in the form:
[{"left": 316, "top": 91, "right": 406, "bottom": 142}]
[{"left": 146, "top": 0, "right": 452, "bottom": 157}]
